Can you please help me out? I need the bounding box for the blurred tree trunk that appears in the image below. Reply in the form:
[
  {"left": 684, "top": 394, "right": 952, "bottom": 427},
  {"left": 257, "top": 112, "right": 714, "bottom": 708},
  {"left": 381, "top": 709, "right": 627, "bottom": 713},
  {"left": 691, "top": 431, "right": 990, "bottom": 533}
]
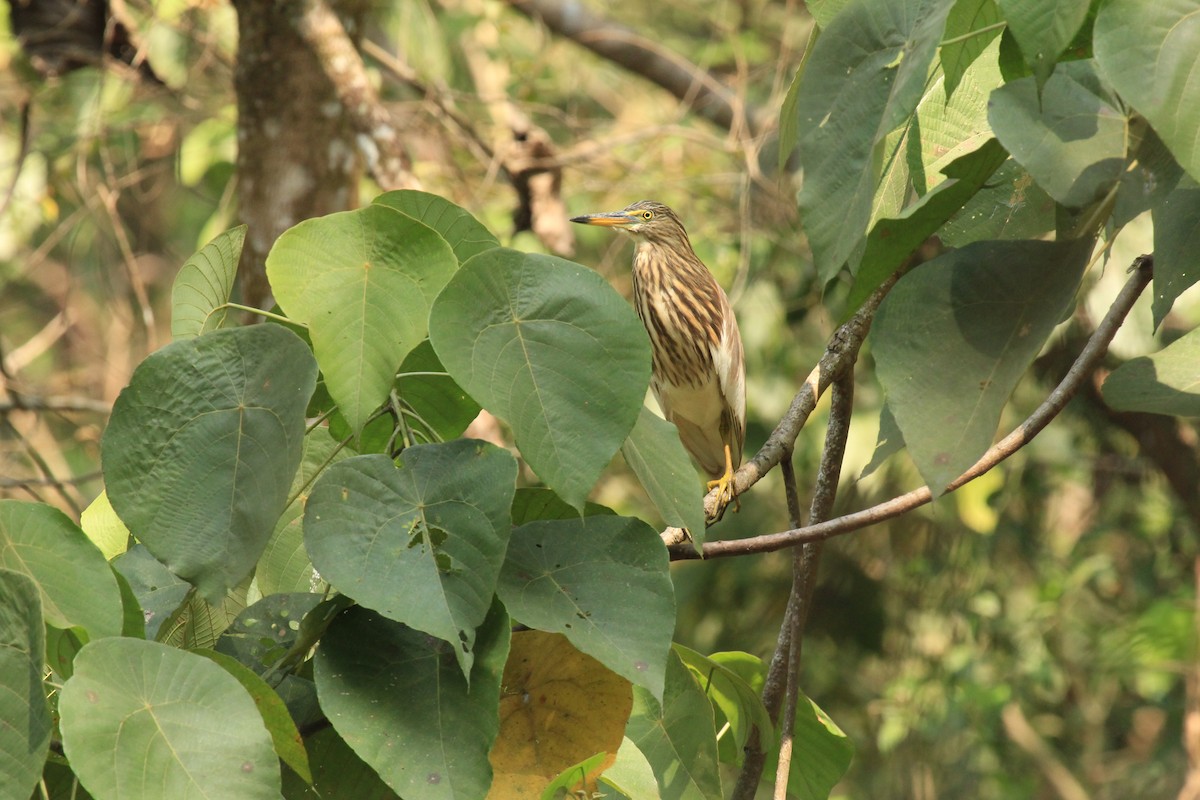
[{"left": 231, "top": 0, "right": 368, "bottom": 309}]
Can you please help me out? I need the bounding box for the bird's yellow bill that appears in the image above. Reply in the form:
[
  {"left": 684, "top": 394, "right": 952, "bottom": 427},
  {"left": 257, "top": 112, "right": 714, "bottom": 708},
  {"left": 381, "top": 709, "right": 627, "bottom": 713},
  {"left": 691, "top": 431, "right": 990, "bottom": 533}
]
[{"left": 569, "top": 211, "right": 636, "bottom": 227}]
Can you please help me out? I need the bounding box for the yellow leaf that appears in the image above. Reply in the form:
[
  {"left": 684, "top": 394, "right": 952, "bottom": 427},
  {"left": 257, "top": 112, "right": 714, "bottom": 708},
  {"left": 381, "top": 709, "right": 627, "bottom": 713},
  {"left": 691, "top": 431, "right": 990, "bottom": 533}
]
[{"left": 488, "top": 630, "right": 632, "bottom": 799}]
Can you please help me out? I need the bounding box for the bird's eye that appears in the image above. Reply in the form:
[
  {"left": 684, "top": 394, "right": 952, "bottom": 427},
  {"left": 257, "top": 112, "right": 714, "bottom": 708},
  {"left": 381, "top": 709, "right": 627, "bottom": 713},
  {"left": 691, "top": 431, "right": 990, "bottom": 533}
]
[{"left": 641, "top": 210, "right": 654, "bottom": 220}]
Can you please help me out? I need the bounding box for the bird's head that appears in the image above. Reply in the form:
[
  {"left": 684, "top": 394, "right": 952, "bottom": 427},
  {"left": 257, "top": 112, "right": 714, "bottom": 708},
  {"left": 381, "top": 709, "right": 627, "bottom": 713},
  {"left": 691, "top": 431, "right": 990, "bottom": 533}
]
[{"left": 570, "top": 200, "right": 689, "bottom": 247}]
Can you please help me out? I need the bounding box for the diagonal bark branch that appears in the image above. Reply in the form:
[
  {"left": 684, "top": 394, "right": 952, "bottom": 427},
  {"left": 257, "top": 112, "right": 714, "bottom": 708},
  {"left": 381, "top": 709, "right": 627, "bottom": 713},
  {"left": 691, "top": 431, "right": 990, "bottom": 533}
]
[{"left": 504, "top": 0, "right": 764, "bottom": 136}]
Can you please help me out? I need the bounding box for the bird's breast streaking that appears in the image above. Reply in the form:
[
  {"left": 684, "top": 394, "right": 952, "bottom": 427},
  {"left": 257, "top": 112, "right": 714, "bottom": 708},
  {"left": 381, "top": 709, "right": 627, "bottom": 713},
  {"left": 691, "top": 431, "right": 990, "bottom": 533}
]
[{"left": 570, "top": 200, "right": 746, "bottom": 520}]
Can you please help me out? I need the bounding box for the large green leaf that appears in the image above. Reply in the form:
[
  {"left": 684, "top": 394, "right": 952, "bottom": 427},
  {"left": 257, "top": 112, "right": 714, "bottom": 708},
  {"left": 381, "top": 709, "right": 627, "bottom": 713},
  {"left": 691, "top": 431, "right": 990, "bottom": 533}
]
[
  {"left": 267, "top": 204, "right": 459, "bottom": 435},
  {"left": 1103, "top": 326, "right": 1200, "bottom": 417},
  {"left": 0, "top": 500, "right": 122, "bottom": 639},
  {"left": 941, "top": 0, "right": 1004, "bottom": 100},
  {"left": 626, "top": 651, "right": 721, "bottom": 800},
  {"left": 305, "top": 441, "right": 517, "bottom": 676},
  {"left": 989, "top": 60, "right": 1127, "bottom": 208},
  {"left": 429, "top": 248, "right": 651, "bottom": 509},
  {"left": 170, "top": 225, "right": 245, "bottom": 340},
  {"left": 621, "top": 406, "right": 707, "bottom": 541},
  {"left": 872, "top": 238, "right": 1091, "bottom": 493},
  {"left": 1094, "top": 0, "right": 1200, "bottom": 183},
  {"left": 793, "top": 0, "right": 956, "bottom": 281},
  {"left": 60, "top": 638, "right": 280, "bottom": 800},
  {"left": 0, "top": 569, "right": 51, "bottom": 800},
  {"left": 846, "top": 138, "right": 1008, "bottom": 316},
  {"left": 497, "top": 515, "right": 675, "bottom": 699},
  {"left": 996, "top": 0, "right": 1091, "bottom": 86},
  {"left": 373, "top": 190, "right": 500, "bottom": 265},
  {"left": 1150, "top": 180, "right": 1200, "bottom": 328},
  {"left": 871, "top": 36, "right": 1001, "bottom": 243},
  {"left": 103, "top": 324, "right": 316, "bottom": 603},
  {"left": 314, "top": 603, "right": 510, "bottom": 800}
]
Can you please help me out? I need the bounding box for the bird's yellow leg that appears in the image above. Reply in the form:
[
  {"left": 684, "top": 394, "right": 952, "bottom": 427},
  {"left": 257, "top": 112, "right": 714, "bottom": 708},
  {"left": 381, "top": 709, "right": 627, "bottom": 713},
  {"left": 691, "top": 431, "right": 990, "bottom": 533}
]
[{"left": 706, "top": 443, "right": 739, "bottom": 515}]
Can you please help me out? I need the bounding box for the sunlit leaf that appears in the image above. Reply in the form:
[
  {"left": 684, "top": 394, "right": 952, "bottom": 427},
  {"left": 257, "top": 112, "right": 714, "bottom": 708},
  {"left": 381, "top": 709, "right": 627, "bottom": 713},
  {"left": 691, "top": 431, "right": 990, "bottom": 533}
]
[
  {"left": 489, "top": 631, "right": 631, "bottom": 800},
  {"left": 941, "top": 0, "right": 1003, "bottom": 100},
  {"left": 940, "top": 159, "right": 1055, "bottom": 245},
  {"left": 430, "top": 248, "right": 650, "bottom": 509},
  {"left": 794, "top": 0, "right": 956, "bottom": 280},
  {"left": 267, "top": 204, "right": 458, "bottom": 435},
  {"left": 79, "top": 490, "right": 129, "bottom": 560},
  {"left": 846, "top": 138, "right": 1008, "bottom": 316},
  {"left": 170, "top": 224, "right": 245, "bottom": 340},
  {"left": 0, "top": 500, "right": 122, "bottom": 639},
  {"left": 60, "top": 638, "right": 280, "bottom": 799},
  {"left": 305, "top": 441, "right": 517, "bottom": 676},
  {"left": 103, "top": 324, "right": 316, "bottom": 604},
  {"left": 597, "top": 737, "right": 662, "bottom": 800},
  {"left": 674, "top": 645, "right": 774, "bottom": 757},
  {"left": 497, "top": 515, "right": 674, "bottom": 698},
  {"left": 314, "top": 603, "right": 510, "bottom": 800},
  {"left": 765, "top": 696, "right": 856, "bottom": 800},
  {"left": 256, "top": 426, "right": 349, "bottom": 596}
]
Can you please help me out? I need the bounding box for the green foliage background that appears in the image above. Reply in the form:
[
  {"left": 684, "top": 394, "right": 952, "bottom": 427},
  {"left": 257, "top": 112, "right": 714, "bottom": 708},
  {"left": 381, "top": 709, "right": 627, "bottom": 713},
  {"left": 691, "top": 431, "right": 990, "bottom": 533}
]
[{"left": 2, "top": 0, "right": 1199, "bottom": 798}]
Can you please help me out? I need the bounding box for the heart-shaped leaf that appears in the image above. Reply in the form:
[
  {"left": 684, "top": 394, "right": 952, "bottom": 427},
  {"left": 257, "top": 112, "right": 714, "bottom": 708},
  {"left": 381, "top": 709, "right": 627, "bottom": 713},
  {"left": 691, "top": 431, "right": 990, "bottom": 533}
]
[
  {"left": 267, "top": 204, "right": 458, "bottom": 434},
  {"left": 430, "top": 248, "right": 650, "bottom": 509},
  {"left": 103, "top": 324, "right": 317, "bottom": 603},
  {"left": 60, "top": 638, "right": 280, "bottom": 799},
  {"left": 314, "top": 603, "right": 510, "bottom": 800},
  {"left": 305, "top": 440, "right": 517, "bottom": 676},
  {"left": 0, "top": 500, "right": 122, "bottom": 639},
  {"left": 497, "top": 515, "right": 675, "bottom": 698},
  {"left": 171, "top": 225, "right": 245, "bottom": 340}
]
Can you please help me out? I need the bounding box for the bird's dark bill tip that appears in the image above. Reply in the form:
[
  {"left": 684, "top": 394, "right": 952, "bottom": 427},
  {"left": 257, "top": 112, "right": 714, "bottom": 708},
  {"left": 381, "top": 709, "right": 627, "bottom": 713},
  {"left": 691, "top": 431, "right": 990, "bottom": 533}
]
[{"left": 569, "top": 212, "right": 629, "bottom": 227}]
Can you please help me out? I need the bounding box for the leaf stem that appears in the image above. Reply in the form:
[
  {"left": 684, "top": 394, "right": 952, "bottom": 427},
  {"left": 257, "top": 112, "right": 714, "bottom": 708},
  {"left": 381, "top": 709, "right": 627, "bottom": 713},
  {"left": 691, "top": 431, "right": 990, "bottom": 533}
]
[{"left": 939, "top": 22, "right": 1006, "bottom": 48}]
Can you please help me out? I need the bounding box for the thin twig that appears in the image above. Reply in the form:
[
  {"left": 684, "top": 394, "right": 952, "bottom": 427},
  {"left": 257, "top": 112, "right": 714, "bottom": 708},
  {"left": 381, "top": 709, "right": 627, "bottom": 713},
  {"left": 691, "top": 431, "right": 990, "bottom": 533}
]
[
  {"left": 0, "top": 471, "right": 103, "bottom": 489},
  {"left": 732, "top": 442, "right": 803, "bottom": 800},
  {"left": 0, "top": 395, "right": 113, "bottom": 414},
  {"left": 773, "top": 372, "right": 853, "bottom": 797},
  {"left": 672, "top": 254, "right": 1154, "bottom": 560}
]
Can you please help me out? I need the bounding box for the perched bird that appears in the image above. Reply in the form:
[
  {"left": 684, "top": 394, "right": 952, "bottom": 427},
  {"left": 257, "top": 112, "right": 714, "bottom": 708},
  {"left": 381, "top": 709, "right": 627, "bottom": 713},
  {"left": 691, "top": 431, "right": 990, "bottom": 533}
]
[{"left": 571, "top": 200, "right": 745, "bottom": 518}]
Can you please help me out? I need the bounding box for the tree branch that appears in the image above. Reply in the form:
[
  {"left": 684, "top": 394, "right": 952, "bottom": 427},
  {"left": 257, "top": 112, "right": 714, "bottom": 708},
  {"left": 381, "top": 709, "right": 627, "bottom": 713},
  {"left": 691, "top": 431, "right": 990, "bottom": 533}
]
[
  {"left": 504, "top": 0, "right": 763, "bottom": 136},
  {"left": 672, "top": 254, "right": 1154, "bottom": 561},
  {"left": 292, "top": 0, "right": 418, "bottom": 190}
]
